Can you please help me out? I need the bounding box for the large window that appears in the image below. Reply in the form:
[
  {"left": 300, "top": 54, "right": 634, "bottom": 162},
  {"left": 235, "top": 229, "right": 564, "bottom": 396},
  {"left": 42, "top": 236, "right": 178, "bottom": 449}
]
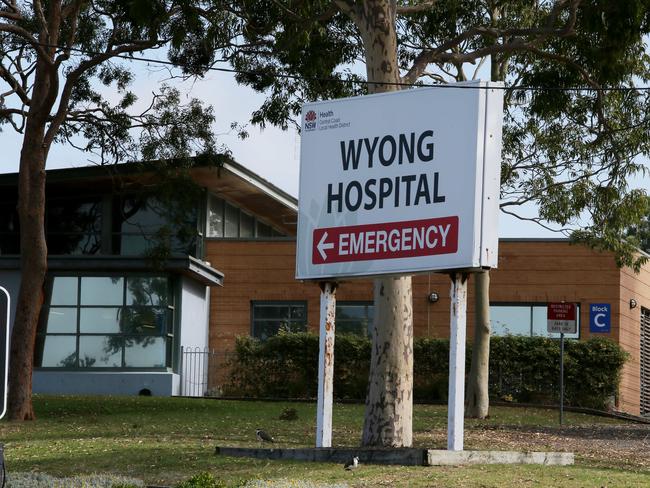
[
  {"left": 207, "top": 195, "right": 286, "bottom": 239},
  {"left": 47, "top": 197, "right": 103, "bottom": 255},
  {"left": 490, "top": 303, "right": 580, "bottom": 339},
  {"left": 0, "top": 191, "right": 202, "bottom": 258},
  {"left": 113, "top": 194, "right": 199, "bottom": 256},
  {"left": 35, "top": 275, "right": 174, "bottom": 369},
  {"left": 336, "top": 302, "right": 373, "bottom": 336},
  {"left": 251, "top": 301, "right": 307, "bottom": 340}
]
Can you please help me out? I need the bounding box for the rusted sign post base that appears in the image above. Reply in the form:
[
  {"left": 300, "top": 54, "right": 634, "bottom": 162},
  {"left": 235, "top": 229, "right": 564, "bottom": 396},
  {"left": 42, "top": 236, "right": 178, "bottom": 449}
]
[
  {"left": 316, "top": 281, "right": 337, "bottom": 447},
  {"left": 447, "top": 273, "right": 468, "bottom": 451}
]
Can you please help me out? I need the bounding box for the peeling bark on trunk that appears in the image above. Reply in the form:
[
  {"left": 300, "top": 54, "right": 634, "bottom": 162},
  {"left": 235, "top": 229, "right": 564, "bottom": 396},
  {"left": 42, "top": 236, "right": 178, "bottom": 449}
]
[
  {"left": 466, "top": 270, "right": 490, "bottom": 418},
  {"left": 338, "top": 0, "right": 414, "bottom": 447},
  {"left": 362, "top": 276, "right": 413, "bottom": 447}
]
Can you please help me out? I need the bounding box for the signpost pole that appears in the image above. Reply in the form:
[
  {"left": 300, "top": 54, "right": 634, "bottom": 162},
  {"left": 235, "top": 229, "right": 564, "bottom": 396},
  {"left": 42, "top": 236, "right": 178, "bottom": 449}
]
[
  {"left": 316, "top": 281, "right": 337, "bottom": 448},
  {"left": 560, "top": 332, "right": 564, "bottom": 425},
  {"left": 447, "top": 273, "right": 468, "bottom": 451}
]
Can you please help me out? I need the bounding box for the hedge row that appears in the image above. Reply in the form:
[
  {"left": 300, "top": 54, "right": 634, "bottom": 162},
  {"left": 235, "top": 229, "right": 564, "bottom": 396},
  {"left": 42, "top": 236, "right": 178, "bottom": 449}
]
[{"left": 223, "top": 333, "right": 628, "bottom": 410}]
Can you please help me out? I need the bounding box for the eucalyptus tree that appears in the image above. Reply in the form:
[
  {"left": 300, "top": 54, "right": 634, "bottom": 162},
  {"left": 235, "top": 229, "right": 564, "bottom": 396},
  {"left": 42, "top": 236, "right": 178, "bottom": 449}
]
[
  {"left": 627, "top": 196, "right": 650, "bottom": 254},
  {"left": 209, "top": 0, "right": 650, "bottom": 444},
  {"left": 0, "top": 0, "right": 233, "bottom": 420}
]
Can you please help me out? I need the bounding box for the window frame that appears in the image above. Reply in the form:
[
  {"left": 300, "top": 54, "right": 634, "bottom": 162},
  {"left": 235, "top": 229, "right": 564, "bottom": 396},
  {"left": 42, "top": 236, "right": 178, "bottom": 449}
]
[
  {"left": 250, "top": 300, "right": 308, "bottom": 340},
  {"left": 35, "top": 273, "right": 176, "bottom": 371},
  {"left": 206, "top": 194, "right": 287, "bottom": 239}
]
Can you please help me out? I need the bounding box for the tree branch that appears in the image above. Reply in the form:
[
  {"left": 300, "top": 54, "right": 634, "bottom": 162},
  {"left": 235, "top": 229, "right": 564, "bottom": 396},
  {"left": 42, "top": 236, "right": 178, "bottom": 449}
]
[
  {"left": 396, "top": 1, "right": 439, "bottom": 14},
  {"left": 401, "top": 0, "right": 582, "bottom": 84},
  {"left": 0, "top": 23, "right": 54, "bottom": 62},
  {"left": 44, "top": 40, "right": 159, "bottom": 148},
  {"left": 55, "top": 0, "right": 84, "bottom": 67},
  {"left": 0, "top": 61, "right": 31, "bottom": 105},
  {"left": 33, "top": 0, "right": 50, "bottom": 39}
]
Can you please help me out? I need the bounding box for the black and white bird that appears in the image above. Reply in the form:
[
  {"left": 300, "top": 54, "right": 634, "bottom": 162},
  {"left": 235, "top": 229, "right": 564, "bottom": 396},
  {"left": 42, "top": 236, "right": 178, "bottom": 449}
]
[
  {"left": 255, "top": 428, "right": 274, "bottom": 446},
  {"left": 344, "top": 456, "right": 359, "bottom": 470}
]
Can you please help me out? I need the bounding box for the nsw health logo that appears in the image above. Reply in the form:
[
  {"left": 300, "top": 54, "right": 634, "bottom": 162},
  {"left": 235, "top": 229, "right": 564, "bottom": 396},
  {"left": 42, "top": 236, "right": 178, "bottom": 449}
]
[{"left": 304, "top": 110, "right": 317, "bottom": 131}]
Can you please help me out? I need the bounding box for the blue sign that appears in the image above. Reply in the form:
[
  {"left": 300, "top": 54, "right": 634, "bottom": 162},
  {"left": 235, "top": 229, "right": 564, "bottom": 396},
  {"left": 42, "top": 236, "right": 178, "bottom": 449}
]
[{"left": 589, "top": 303, "right": 611, "bottom": 333}]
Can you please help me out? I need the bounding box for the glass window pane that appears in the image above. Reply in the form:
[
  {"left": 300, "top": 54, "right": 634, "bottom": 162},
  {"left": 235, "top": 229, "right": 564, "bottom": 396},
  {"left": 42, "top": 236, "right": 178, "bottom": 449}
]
[
  {"left": 79, "top": 335, "right": 123, "bottom": 367},
  {"left": 0, "top": 202, "right": 18, "bottom": 233},
  {"left": 532, "top": 305, "right": 580, "bottom": 339},
  {"left": 121, "top": 307, "right": 167, "bottom": 335},
  {"left": 240, "top": 211, "right": 254, "bottom": 238},
  {"left": 80, "top": 277, "right": 123, "bottom": 306},
  {"left": 39, "top": 336, "right": 77, "bottom": 367},
  {"left": 252, "top": 320, "right": 281, "bottom": 341},
  {"left": 290, "top": 305, "right": 306, "bottom": 320},
  {"left": 286, "top": 321, "right": 307, "bottom": 333},
  {"left": 336, "top": 303, "right": 373, "bottom": 336},
  {"left": 124, "top": 337, "right": 166, "bottom": 367},
  {"left": 490, "top": 306, "right": 531, "bottom": 336},
  {"left": 45, "top": 307, "right": 77, "bottom": 333},
  {"left": 224, "top": 202, "right": 239, "bottom": 237},
  {"left": 48, "top": 232, "right": 102, "bottom": 255},
  {"left": 51, "top": 277, "right": 78, "bottom": 305},
  {"left": 337, "top": 305, "right": 367, "bottom": 320},
  {"left": 80, "top": 307, "right": 122, "bottom": 333},
  {"left": 256, "top": 221, "right": 271, "bottom": 238},
  {"left": 207, "top": 196, "right": 224, "bottom": 237},
  {"left": 47, "top": 199, "right": 102, "bottom": 233},
  {"left": 254, "top": 305, "right": 291, "bottom": 320},
  {"left": 252, "top": 302, "right": 307, "bottom": 340},
  {"left": 118, "top": 234, "right": 154, "bottom": 256},
  {"left": 119, "top": 196, "right": 167, "bottom": 232},
  {"left": 126, "top": 277, "right": 169, "bottom": 307}
]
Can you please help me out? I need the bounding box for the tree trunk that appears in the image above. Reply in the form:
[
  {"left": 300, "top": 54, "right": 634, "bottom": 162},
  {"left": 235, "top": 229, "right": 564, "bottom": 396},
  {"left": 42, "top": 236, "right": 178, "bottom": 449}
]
[
  {"left": 8, "top": 130, "right": 49, "bottom": 421},
  {"left": 362, "top": 276, "right": 413, "bottom": 446},
  {"left": 7, "top": 43, "right": 56, "bottom": 420},
  {"left": 466, "top": 270, "right": 490, "bottom": 418},
  {"left": 339, "top": 0, "right": 414, "bottom": 447}
]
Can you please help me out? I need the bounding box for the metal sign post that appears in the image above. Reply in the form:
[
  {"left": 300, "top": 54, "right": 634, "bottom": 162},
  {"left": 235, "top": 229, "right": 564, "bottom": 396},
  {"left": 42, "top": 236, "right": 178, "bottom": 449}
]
[
  {"left": 547, "top": 302, "right": 577, "bottom": 427},
  {"left": 0, "top": 287, "right": 10, "bottom": 419},
  {"left": 560, "top": 332, "right": 564, "bottom": 425},
  {"left": 447, "top": 273, "right": 468, "bottom": 451},
  {"left": 316, "top": 281, "right": 337, "bottom": 448}
]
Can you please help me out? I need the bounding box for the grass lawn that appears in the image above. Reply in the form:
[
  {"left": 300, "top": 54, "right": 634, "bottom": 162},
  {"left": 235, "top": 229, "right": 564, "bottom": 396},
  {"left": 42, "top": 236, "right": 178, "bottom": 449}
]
[{"left": 1, "top": 395, "right": 649, "bottom": 487}]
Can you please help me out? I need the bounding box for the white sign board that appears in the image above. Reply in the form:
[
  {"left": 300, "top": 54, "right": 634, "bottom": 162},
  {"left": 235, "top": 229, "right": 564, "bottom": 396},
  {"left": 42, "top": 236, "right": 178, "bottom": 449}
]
[
  {"left": 296, "top": 83, "right": 503, "bottom": 280},
  {"left": 547, "top": 302, "right": 578, "bottom": 334}
]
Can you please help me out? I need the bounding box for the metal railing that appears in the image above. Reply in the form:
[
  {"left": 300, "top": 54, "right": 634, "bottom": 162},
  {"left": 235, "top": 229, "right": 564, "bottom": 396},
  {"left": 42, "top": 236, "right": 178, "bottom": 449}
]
[
  {"left": 180, "top": 346, "right": 213, "bottom": 397},
  {"left": 180, "top": 346, "right": 234, "bottom": 397}
]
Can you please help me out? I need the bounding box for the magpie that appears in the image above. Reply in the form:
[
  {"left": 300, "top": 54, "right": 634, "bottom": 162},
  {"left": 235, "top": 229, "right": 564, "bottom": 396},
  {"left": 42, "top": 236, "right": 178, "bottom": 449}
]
[{"left": 344, "top": 456, "right": 359, "bottom": 470}]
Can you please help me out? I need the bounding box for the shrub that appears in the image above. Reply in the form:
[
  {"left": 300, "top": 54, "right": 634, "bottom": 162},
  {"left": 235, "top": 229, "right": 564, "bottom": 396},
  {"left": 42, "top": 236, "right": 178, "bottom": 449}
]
[
  {"left": 175, "top": 472, "right": 226, "bottom": 488},
  {"left": 224, "top": 333, "right": 628, "bottom": 410},
  {"left": 279, "top": 407, "right": 299, "bottom": 421}
]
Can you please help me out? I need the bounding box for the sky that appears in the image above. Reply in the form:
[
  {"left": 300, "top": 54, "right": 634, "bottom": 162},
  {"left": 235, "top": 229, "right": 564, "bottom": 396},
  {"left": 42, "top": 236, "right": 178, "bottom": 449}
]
[{"left": 1, "top": 61, "right": 648, "bottom": 239}]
